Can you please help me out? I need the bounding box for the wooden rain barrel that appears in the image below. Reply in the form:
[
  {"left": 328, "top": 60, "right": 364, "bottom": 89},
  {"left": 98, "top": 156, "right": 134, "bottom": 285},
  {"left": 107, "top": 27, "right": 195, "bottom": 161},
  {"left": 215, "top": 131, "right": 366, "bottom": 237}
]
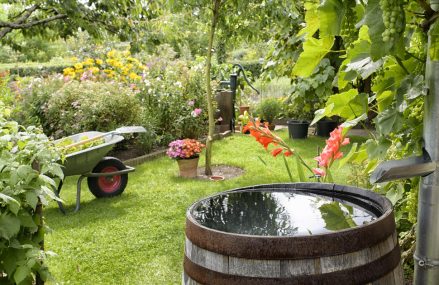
[{"left": 183, "top": 183, "right": 403, "bottom": 285}]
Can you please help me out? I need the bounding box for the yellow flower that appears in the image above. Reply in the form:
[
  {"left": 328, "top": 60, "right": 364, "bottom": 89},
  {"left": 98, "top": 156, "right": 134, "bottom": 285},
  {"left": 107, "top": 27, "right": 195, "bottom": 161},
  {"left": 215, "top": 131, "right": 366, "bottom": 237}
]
[
  {"left": 84, "top": 58, "right": 95, "bottom": 66},
  {"left": 122, "top": 50, "right": 131, "bottom": 57},
  {"left": 63, "top": 67, "right": 75, "bottom": 76},
  {"left": 129, "top": 72, "right": 141, "bottom": 81},
  {"left": 90, "top": 67, "right": 100, "bottom": 74},
  {"left": 96, "top": 59, "right": 103, "bottom": 65},
  {"left": 107, "top": 50, "right": 117, "bottom": 58},
  {"left": 70, "top": 57, "right": 79, "bottom": 62},
  {"left": 74, "top": 63, "right": 83, "bottom": 70}
]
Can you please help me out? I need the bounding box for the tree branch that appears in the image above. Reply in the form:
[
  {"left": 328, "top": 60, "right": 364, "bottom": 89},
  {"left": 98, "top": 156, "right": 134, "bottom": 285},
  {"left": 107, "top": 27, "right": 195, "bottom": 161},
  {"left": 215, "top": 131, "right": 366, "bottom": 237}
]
[
  {"left": 418, "top": 0, "right": 435, "bottom": 16},
  {"left": 0, "top": 5, "right": 67, "bottom": 39}
]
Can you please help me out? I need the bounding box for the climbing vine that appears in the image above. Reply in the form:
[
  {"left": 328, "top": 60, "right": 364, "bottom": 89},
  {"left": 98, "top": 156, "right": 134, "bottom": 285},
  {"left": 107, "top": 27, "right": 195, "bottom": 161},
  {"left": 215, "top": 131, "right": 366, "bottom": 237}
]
[{"left": 278, "top": 0, "right": 434, "bottom": 273}]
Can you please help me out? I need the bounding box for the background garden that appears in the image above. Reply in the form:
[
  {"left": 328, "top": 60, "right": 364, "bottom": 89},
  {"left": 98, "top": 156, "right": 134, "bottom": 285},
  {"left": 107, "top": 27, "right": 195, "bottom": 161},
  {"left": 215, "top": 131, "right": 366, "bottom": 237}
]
[{"left": 0, "top": 0, "right": 433, "bottom": 284}]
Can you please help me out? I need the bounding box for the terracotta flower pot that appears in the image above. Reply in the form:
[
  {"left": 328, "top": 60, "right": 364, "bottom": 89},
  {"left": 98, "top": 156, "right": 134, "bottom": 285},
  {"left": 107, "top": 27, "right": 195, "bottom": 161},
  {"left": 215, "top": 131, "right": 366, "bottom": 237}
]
[{"left": 177, "top": 157, "right": 199, "bottom": 178}]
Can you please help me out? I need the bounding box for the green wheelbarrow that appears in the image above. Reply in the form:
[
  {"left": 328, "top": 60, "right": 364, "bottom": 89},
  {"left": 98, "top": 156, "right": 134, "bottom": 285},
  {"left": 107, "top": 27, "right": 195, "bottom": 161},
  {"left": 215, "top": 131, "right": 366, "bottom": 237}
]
[{"left": 55, "top": 126, "right": 146, "bottom": 213}]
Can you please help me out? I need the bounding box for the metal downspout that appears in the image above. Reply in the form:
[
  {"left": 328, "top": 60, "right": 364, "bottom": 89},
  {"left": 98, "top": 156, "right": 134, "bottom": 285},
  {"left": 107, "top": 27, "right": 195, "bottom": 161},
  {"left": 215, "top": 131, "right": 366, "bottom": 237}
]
[{"left": 415, "top": 1, "right": 439, "bottom": 283}]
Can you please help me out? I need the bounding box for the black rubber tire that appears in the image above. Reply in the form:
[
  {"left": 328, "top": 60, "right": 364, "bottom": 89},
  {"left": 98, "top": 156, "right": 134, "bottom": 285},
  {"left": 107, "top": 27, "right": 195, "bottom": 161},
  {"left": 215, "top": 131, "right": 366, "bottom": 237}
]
[{"left": 87, "top": 157, "right": 128, "bottom": 198}]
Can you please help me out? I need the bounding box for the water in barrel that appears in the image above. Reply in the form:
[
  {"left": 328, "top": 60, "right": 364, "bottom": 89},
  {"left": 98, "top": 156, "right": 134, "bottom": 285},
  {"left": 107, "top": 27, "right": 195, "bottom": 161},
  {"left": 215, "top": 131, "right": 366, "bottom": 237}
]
[{"left": 191, "top": 190, "right": 378, "bottom": 236}]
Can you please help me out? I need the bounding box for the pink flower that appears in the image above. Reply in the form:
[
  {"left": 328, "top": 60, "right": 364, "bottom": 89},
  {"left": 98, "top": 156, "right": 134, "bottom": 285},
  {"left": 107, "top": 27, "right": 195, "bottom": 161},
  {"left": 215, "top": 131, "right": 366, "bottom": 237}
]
[
  {"left": 191, "top": 108, "right": 202, "bottom": 117},
  {"left": 188, "top": 100, "right": 195, "bottom": 106},
  {"left": 313, "top": 126, "right": 349, "bottom": 177},
  {"left": 313, "top": 168, "right": 326, "bottom": 176}
]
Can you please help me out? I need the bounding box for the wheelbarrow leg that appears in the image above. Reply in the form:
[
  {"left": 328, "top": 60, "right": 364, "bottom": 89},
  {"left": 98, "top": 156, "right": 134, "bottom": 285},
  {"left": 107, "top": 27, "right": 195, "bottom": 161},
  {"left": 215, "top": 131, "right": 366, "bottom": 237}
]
[
  {"left": 55, "top": 180, "right": 66, "bottom": 215},
  {"left": 75, "top": 175, "right": 86, "bottom": 212}
]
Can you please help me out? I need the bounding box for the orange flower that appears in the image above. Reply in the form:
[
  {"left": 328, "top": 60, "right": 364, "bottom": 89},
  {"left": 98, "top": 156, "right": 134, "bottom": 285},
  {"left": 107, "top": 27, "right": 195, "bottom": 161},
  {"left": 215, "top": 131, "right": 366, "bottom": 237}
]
[{"left": 271, "top": 147, "right": 283, "bottom": 157}]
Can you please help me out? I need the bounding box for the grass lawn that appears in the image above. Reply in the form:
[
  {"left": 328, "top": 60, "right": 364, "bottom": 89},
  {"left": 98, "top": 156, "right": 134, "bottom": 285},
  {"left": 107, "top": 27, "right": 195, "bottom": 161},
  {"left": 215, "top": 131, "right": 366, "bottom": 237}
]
[{"left": 45, "top": 130, "right": 366, "bottom": 285}]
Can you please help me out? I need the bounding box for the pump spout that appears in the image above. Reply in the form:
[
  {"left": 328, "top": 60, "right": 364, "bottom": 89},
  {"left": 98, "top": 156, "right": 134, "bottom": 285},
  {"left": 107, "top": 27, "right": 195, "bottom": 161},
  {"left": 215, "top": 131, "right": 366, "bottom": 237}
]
[{"left": 370, "top": 150, "right": 436, "bottom": 183}]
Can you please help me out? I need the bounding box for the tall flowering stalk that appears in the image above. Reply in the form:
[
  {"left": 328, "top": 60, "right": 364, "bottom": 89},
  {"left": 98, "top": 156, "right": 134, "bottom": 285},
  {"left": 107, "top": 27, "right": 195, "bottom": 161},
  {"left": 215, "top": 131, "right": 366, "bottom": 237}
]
[
  {"left": 244, "top": 120, "right": 349, "bottom": 182},
  {"left": 313, "top": 126, "right": 350, "bottom": 181}
]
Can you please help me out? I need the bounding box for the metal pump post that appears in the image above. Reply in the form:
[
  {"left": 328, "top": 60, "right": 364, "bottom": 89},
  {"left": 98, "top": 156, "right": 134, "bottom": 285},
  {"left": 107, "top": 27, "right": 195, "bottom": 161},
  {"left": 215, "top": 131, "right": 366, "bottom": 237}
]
[{"left": 415, "top": 1, "right": 439, "bottom": 282}]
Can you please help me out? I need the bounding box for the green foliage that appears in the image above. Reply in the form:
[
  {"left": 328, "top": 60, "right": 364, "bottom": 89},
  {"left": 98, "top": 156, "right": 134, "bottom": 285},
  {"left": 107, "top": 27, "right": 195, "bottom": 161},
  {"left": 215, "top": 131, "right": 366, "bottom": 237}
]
[
  {"left": 17, "top": 79, "right": 142, "bottom": 139},
  {"left": 284, "top": 0, "right": 430, "bottom": 273},
  {"left": 1, "top": 63, "right": 70, "bottom": 78},
  {"left": 0, "top": 78, "right": 62, "bottom": 285},
  {"left": 286, "top": 59, "right": 335, "bottom": 121},
  {"left": 256, "top": 97, "right": 282, "bottom": 124},
  {"left": 136, "top": 58, "right": 208, "bottom": 144}
]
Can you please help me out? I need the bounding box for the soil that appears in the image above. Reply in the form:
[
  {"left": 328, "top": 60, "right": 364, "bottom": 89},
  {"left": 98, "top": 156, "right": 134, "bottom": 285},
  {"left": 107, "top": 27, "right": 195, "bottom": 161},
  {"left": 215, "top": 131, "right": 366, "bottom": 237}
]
[
  {"left": 196, "top": 164, "right": 245, "bottom": 181},
  {"left": 108, "top": 144, "right": 146, "bottom": 161}
]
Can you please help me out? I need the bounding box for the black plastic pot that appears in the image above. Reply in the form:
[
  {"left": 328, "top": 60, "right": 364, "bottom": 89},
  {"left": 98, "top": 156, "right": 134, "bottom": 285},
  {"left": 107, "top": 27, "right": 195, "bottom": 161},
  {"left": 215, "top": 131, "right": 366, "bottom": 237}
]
[
  {"left": 316, "top": 120, "right": 338, "bottom": 137},
  {"left": 287, "top": 120, "right": 309, "bottom": 139}
]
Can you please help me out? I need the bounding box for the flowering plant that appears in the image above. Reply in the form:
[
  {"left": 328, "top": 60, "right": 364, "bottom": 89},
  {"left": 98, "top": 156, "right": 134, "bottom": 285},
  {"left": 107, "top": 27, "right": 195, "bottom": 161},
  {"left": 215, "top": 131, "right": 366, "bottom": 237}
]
[
  {"left": 166, "top": 139, "right": 205, "bottom": 159},
  {"left": 244, "top": 119, "right": 349, "bottom": 182}
]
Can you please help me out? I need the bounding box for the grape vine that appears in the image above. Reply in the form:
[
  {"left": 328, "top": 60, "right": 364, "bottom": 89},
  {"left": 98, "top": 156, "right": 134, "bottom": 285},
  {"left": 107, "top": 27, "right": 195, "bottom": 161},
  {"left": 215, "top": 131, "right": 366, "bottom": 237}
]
[{"left": 380, "top": 0, "right": 405, "bottom": 42}]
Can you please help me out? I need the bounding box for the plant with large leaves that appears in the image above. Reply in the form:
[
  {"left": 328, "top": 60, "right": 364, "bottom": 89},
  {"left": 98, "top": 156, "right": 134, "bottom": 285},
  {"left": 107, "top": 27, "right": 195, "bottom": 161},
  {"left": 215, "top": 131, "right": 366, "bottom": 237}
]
[
  {"left": 278, "top": 0, "right": 431, "bottom": 274},
  {"left": 1, "top": 78, "right": 63, "bottom": 284}
]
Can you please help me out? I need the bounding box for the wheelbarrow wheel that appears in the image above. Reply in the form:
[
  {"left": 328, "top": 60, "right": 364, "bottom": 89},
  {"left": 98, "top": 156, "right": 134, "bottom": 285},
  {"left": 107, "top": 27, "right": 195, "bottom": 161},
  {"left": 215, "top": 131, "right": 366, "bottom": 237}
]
[{"left": 87, "top": 157, "right": 128, "bottom": 198}]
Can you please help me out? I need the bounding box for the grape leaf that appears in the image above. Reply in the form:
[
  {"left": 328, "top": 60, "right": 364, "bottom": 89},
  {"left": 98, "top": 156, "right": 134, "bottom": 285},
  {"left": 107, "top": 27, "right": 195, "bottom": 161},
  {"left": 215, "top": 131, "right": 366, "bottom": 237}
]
[
  {"left": 363, "top": 0, "right": 391, "bottom": 60},
  {"left": 292, "top": 36, "right": 335, "bottom": 77},
  {"left": 318, "top": 0, "right": 344, "bottom": 36}
]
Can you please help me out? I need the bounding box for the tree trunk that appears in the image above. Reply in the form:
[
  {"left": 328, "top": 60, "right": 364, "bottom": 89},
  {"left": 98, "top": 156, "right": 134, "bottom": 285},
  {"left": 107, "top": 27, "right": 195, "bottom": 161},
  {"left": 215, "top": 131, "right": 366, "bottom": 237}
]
[{"left": 204, "top": 0, "right": 222, "bottom": 175}]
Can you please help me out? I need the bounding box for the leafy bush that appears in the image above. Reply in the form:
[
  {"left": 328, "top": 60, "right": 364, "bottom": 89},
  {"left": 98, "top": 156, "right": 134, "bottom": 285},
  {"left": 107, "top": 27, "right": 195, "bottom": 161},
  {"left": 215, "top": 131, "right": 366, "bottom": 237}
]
[
  {"left": 136, "top": 58, "right": 208, "bottom": 144},
  {"left": 24, "top": 80, "right": 142, "bottom": 138},
  {"left": 285, "top": 58, "right": 335, "bottom": 121},
  {"left": 1, "top": 79, "right": 63, "bottom": 285},
  {"left": 2, "top": 64, "right": 70, "bottom": 78},
  {"left": 256, "top": 97, "right": 282, "bottom": 124}
]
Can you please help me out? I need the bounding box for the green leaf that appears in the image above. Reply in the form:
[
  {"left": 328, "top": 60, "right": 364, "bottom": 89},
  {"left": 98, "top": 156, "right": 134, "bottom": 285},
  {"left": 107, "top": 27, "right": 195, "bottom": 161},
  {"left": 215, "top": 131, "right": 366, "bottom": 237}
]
[
  {"left": 0, "top": 193, "right": 20, "bottom": 215},
  {"left": 338, "top": 143, "right": 358, "bottom": 169},
  {"left": 17, "top": 165, "right": 35, "bottom": 179},
  {"left": 375, "top": 108, "right": 403, "bottom": 135},
  {"left": 25, "top": 192, "right": 38, "bottom": 210},
  {"left": 0, "top": 214, "right": 21, "bottom": 239},
  {"left": 363, "top": 0, "right": 391, "bottom": 60},
  {"left": 340, "top": 113, "right": 368, "bottom": 129},
  {"left": 13, "top": 265, "right": 31, "bottom": 285},
  {"left": 365, "top": 139, "right": 390, "bottom": 159},
  {"left": 377, "top": 90, "right": 394, "bottom": 112},
  {"left": 283, "top": 155, "right": 293, "bottom": 182},
  {"left": 18, "top": 212, "right": 37, "bottom": 229},
  {"left": 386, "top": 185, "right": 404, "bottom": 205},
  {"left": 318, "top": 0, "right": 344, "bottom": 36},
  {"left": 38, "top": 174, "right": 57, "bottom": 188},
  {"left": 292, "top": 36, "right": 335, "bottom": 77},
  {"left": 294, "top": 155, "right": 306, "bottom": 182},
  {"left": 41, "top": 186, "right": 62, "bottom": 202},
  {"left": 397, "top": 75, "right": 427, "bottom": 100}
]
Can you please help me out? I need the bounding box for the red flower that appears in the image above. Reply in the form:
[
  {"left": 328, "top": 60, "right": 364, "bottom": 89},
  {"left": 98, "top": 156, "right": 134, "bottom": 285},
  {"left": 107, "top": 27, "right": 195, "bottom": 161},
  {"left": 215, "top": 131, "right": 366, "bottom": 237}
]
[
  {"left": 271, "top": 147, "right": 283, "bottom": 157},
  {"left": 284, "top": 150, "right": 293, "bottom": 157}
]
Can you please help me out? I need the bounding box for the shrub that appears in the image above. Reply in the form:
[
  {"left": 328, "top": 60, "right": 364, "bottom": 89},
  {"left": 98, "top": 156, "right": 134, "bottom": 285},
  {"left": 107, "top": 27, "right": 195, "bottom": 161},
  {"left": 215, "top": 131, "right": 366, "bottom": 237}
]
[
  {"left": 1, "top": 79, "right": 63, "bottom": 285},
  {"left": 38, "top": 80, "right": 142, "bottom": 138},
  {"left": 136, "top": 58, "right": 208, "bottom": 144},
  {"left": 256, "top": 97, "right": 282, "bottom": 124}
]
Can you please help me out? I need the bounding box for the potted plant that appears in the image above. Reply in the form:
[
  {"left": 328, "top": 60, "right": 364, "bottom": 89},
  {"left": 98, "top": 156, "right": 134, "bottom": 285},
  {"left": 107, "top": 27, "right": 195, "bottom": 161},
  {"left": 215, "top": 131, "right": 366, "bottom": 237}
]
[
  {"left": 285, "top": 58, "right": 335, "bottom": 137},
  {"left": 237, "top": 110, "right": 250, "bottom": 133},
  {"left": 166, "top": 139, "right": 205, "bottom": 178},
  {"left": 256, "top": 97, "right": 282, "bottom": 130}
]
